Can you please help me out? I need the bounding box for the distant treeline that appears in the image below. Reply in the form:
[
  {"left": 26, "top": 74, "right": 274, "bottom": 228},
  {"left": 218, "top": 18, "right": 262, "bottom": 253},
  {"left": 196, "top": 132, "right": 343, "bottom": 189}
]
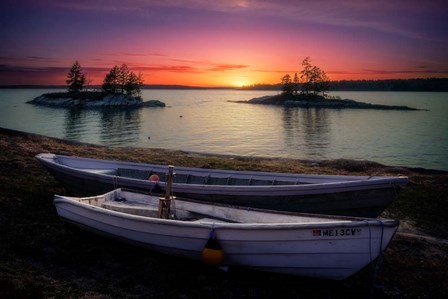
[
  {"left": 330, "top": 78, "right": 448, "bottom": 91},
  {"left": 2, "top": 78, "right": 448, "bottom": 91},
  {"left": 241, "top": 78, "right": 448, "bottom": 92}
]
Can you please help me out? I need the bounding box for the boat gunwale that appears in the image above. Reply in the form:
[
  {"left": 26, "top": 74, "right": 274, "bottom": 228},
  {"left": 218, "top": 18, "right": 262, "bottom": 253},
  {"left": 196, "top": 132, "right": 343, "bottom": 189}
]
[
  {"left": 53, "top": 189, "right": 399, "bottom": 230},
  {"left": 36, "top": 153, "right": 408, "bottom": 192},
  {"left": 38, "top": 153, "right": 406, "bottom": 181}
]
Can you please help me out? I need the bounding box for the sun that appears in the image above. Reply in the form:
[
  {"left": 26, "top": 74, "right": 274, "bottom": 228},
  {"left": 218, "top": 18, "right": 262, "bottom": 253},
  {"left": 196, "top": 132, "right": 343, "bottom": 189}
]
[{"left": 232, "top": 79, "right": 250, "bottom": 88}]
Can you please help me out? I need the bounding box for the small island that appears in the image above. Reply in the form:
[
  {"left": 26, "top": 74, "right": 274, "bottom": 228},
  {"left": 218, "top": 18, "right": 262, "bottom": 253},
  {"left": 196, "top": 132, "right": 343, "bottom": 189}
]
[
  {"left": 235, "top": 57, "right": 421, "bottom": 111},
  {"left": 239, "top": 93, "right": 420, "bottom": 111},
  {"left": 27, "top": 62, "right": 165, "bottom": 108},
  {"left": 28, "top": 92, "right": 166, "bottom": 108}
]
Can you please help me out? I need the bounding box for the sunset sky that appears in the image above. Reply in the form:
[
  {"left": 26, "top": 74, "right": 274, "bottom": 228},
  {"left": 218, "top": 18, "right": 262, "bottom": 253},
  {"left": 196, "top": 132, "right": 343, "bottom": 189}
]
[{"left": 1, "top": 0, "right": 447, "bottom": 87}]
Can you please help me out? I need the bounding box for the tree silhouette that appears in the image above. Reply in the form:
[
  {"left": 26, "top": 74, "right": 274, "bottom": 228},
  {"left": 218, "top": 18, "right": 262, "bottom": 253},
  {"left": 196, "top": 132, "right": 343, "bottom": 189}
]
[
  {"left": 313, "top": 68, "right": 330, "bottom": 95},
  {"left": 118, "top": 64, "right": 130, "bottom": 93},
  {"left": 102, "top": 65, "right": 121, "bottom": 94},
  {"left": 299, "top": 57, "right": 329, "bottom": 95},
  {"left": 102, "top": 64, "right": 144, "bottom": 97},
  {"left": 299, "top": 57, "right": 314, "bottom": 95},
  {"left": 293, "top": 72, "right": 299, "bottom": 95},
  {"left": 66, "top": 61, "right": 86, "bottom": 93},
  {"left": 125, "top": 72, "right": 144, "bottom": 96},
  {"left": 280, "top": 57, "right": 331, "bottom": 96},
  {"left": 281, "top": 74, "right": 294, "bottom": 95}
]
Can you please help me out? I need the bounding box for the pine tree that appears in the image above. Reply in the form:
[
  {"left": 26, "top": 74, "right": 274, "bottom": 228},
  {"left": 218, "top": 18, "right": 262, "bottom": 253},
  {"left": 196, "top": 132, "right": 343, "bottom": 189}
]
[
  {"left": 300, "top": 57, "right": 313, "bottom": 95},
  {"left": 293, "top": 72, "right": 299, "bottom": 95},
  {"left": 102, "top": 65, "right": 121, "bottom": 94},
  {"left": 125, "top": 72, "right": 144, "bottom": 97},
  {"left": 66, "top": 61, "right": 86, "bottom": 93},
  {"left": 299, "top": 57, "right": 330, "bottom": 95},
  {"left": 102, "top": 65, "right": 144, "bottom": 97},
  {"left": 118, "top": 64, "right": 130, "bottom": 94},
  {"left": 281, "top": 74, "right": 294, "bottom": 95}
]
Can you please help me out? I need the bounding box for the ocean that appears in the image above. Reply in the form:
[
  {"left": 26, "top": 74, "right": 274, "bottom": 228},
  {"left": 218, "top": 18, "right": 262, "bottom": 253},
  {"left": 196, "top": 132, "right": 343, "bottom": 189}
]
[{"left": 1, "top": 89, "right": 447, "bottom": 171}]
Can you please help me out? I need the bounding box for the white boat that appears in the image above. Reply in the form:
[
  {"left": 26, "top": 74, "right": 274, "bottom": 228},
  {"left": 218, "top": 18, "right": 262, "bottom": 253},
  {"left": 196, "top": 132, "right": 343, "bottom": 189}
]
[
  {"left": 37, "top": 152, "right": 408, "bottom": 217},
  {"left": 53, "top": 187, "right": 399, "bottom": 280}
]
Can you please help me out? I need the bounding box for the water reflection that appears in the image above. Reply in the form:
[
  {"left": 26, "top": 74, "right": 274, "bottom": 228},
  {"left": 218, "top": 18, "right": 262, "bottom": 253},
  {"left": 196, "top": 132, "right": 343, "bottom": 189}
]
[
  {"left": 2, "top": 89, "right": 445, "bottom": 170},
  {"left": 282, "top": 108, "right": 331, "bottom": 159},
  {"left": 64, "top": 108, "right": 86, "bottom": 140},
  {"left": 63, "top": 108, "right": 142, "bottom": 145},
  {"left": 99, "top": 108, "right": 142, "bottom": 145}
]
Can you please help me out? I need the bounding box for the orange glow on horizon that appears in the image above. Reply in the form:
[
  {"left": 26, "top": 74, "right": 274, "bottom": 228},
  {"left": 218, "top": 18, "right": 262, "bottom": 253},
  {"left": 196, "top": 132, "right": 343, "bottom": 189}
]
[
  {"left": 3, "top": 65, "right": 445, "bottom": 87},
  {"left": 1, "top": 53, "right": 446, "bottom": 87},
  {"left": 2, "top": 1, "right": 447, "bottom": 87}
]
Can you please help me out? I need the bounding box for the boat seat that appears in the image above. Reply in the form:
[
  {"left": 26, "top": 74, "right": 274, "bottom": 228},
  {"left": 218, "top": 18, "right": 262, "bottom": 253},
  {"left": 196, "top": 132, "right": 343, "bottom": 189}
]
[
  {"left": 102, "top": 201, "right": 159, "bottom": 217},
  {"left": 192, "top": 217, "right": 230, "bottom": 223}
]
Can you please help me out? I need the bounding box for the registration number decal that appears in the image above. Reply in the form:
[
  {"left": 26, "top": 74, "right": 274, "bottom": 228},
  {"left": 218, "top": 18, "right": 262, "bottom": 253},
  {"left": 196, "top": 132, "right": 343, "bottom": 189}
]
[{"left": 312, "top": 228, "right": 362, "bottom": 237}]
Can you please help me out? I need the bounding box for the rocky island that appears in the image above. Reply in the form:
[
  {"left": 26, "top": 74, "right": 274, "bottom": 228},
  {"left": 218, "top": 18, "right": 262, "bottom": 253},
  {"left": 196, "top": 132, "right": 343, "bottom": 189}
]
[
  {"left": 27, "top": 62, "right": 165, "bottom": 108},
  {"left": 234, "top": 94, "right": 422, "bottom": 111},
  {"left": 27, "top": 91, "right": 166, "bottom": 108},
  {"left": 234, "top": 57, "right": 423, "bottom": 111}
]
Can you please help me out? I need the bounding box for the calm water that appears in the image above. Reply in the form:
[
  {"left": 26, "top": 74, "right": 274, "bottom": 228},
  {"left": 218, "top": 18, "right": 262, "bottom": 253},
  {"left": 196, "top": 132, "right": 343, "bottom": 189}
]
[{"left": 0, "top": 89, "right": 447, "bottom": 171}]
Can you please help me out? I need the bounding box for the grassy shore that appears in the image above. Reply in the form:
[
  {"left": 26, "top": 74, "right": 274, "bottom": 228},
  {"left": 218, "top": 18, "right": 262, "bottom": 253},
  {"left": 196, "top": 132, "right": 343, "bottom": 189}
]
[{"left": 1, "top": 127, "right": 447, "bottom": 298}]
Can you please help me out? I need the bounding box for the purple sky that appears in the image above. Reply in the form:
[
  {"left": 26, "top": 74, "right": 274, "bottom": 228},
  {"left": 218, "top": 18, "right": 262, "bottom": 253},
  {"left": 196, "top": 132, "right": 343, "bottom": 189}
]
[{"left": 1, "top": 0, "right": 447, "bottom": 86}]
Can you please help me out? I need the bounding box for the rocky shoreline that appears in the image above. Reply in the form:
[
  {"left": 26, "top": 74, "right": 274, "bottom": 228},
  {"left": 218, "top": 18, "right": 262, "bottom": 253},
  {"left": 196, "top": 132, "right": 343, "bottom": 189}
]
[
  {"left": 28, "top": 93, "right": 166, "bottom": 108},
  {"left": 235, "top": 94, "right": 422, "bottom": 110}
]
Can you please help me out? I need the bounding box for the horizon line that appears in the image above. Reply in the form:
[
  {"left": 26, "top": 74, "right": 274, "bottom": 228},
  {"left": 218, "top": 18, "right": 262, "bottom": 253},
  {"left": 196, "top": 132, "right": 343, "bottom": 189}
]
[{"left": 1, "top": 77, "right": 448, "bottom": 90}]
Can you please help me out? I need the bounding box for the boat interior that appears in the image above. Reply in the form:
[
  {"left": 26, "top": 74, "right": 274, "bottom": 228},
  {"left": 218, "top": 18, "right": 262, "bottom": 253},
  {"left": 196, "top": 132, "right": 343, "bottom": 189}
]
[
  {"left": 115, "top": 168, "right": 307, "bottom": 186},
  {"left": 70, "top": 189, "right": 353, "bottom": 224}
]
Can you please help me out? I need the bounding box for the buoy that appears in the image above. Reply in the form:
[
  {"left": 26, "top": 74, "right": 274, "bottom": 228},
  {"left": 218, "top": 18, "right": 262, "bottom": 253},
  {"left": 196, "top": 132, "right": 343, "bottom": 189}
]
[
  {"left": 148, "top": 174, "right": 160, "bottom": 182},
  {"left": 201, "top": 230, "right": 224, "bottom": 267}
]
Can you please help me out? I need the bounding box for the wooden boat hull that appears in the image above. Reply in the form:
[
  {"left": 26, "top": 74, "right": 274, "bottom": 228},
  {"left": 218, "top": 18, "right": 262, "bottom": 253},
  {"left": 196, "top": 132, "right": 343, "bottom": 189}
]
[
  {"left": 54, "top": 189, "right": 399, "bottom": 280},
  {"left": 37, "top": 153, "right": 408, "bottom": 217}
]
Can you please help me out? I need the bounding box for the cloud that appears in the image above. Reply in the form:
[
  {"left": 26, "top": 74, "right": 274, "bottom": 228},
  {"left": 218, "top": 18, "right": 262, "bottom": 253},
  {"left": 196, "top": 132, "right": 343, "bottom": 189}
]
[
  {"left": 0, "top": 55, "right": 62, "bottom": 66},
  {"left": 0, "top": 64, "right": 203, "bottom": 75},
  {"left": 8, "top": 0, "right": 447, "bottom": 44},
  {"left": 0, "top": 65, "right": 57, "bottom": 72},
  {"left": 135, "top": 65, "right": 202, "bottom": 73},
  {"left": 99, "top": 52, "right": 168, "bottom": 58},
  {"left": 1, "top": 52, "right": 242, "bottom": 76},
  {"left": 207, "top": 64, "right": 248, "bottom": 72},
  {"left": 28, "top": 0, "right": 255, "bottom": 13}
]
